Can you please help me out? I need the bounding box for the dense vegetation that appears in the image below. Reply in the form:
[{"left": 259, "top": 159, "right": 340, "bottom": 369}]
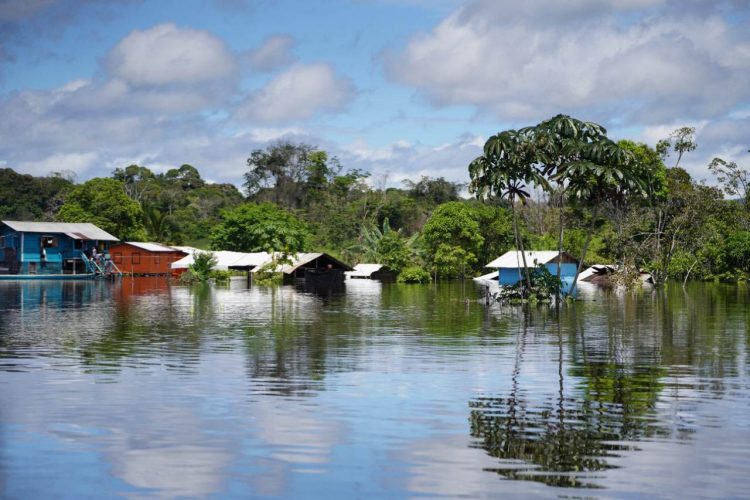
[{"left": 1, "top": 119, "right": 748, "bottom": 284}]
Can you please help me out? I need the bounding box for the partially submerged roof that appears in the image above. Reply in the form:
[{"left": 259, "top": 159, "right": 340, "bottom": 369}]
[
  {"left": 171, "top": 250, "right": 269, "bottom": 270},
  {"left": 485, "top": 250, "right": 576, "bottom": 268},
  {"left": 251, "top": 252, "right": 353, "bottom": 274},
  {"left": 121, "top": 242, "right": 179, "bottom": 253},
  {"left": 346, "top": 263, "right": 384, "bottom": 278},
  {"left": 1, "top": 221, "right": 119, "bottom": 241}
]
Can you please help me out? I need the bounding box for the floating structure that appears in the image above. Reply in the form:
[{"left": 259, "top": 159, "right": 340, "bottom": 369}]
[
  {"left": 484, "top": 250, "right": 578, "bottom": 292},
  {"left": 109, "top": 242, "right": 189, "bottom": 276},
  {"left": 345, "top": 263, "right": 396, "bottom": 281},
  {"left": 0, "top": 220, "right": 121, "bottom": 279}
]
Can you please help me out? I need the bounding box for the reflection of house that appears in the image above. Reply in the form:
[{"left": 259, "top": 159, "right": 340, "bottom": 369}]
[
  {"left": 0, "top": 221, "right": 119, "bottom": 278},
  {"left": 109, "top": 242, "right": 188, "bottom": 276},
  {"left": 345, "top": 264, "right": 397, "bottom": 281},
  {"left": 485, "top": 250, "right": 578, "bottom": 292}
]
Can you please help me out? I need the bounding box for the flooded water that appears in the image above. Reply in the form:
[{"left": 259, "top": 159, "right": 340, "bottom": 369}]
[{"left": 0, "top": 278, "right": 749, "bottom": 498}]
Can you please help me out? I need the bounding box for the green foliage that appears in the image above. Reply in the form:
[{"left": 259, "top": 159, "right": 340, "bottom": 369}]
[
  {"left": 0, "top": 168, "right": 73, "bottom": 220},
  {"left": 57, "top": 177, "right": 147, "bottom": 240},
  {"left": 376, "top": 230, "right": 411, "bottom": 273},
  {"left": 210, "top": 203, "right": 310, "bottom": 253},
  {"left": 422, "top": 202, "right": 484, "bottom": 278},
  {"left": 498, "top": 265, "right": 563, "bottom": 303},
  {"left": 397, "top": 266, "right": 432, "bottom": 284},
  {"left": 191, "top": 251, "right": 218, "bottom": 281}
]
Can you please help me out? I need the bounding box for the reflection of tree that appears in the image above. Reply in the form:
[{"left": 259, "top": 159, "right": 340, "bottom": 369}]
[{"left": 469, "top": 306, "right": 670, "bottom": 488}]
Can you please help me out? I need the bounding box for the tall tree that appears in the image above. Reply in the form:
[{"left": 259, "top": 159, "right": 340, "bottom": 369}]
[
  {"left": 470, "top": 129, "right": 548, "bottom": 291},
  {"left": 210, "top": 202, "right": 310, "bottom": 253},
  {"left": 57, "top": 178, "right": 147, "bottom": 241}
]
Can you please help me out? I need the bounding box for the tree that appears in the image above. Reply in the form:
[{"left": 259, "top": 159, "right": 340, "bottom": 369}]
[
  {"left": 656, "top": 127, "right": 697, "bottom": 168},
  {"left": 469, "top": 129, "right": 548, "bottom": 291},
  {"left": 210, "top": 202, "right": 310, "bottom": 253},
  {"left": 0, "top": 168, "right": 73, "bottom": 220},
  {"left": 531, "top": 115, "right": 618, "bottom": 287},
  {"left": 709, "top": 150, "right": 749, "bottom": 210},
  {"left": 57, "top": 178, "right": 147, "bottom": 241},
  {"left": 244, "top": 141, "right": 317, "bottom": 208},
  {"left": 404, "top": 176, "right": 464, "bottom": 205},
  {"left": 422, "top": 202, "right": 485, "bottom": 279},
  {"left": 376, "top": 230, "right": 411, "bottom": 274},
  {"left": 112, "top": 164, "right": 156, "bottom": 202}
]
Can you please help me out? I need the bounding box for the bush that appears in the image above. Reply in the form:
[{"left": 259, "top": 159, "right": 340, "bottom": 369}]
[
  {"left": 210, "top": 270, "right": 232, "bottom": 284},
  {"left": 398, "top": 266, "right": 432, "bottom": 284},
  {"left": 498, "top": 264, "right": 563, "bottom": 303}
]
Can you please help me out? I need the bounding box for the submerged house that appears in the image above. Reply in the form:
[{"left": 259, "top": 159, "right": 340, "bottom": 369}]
[
  {"left": 109, "top": 242, "right": 189, "bottom": 276},
  {"left": 0, "top": 221, "right": 120, "bottom": 278},
  {"left": 345, "top": 263, "right": 397, "bottom": 281},
  {"left": 170, "top": 250, "right": 270, "bottom": 278},
  {"left": 485, "top": 250, "right": 578, "bottom": 292},
  {"left": 251, "top": 252, "right": 353, "bottom": 285}
]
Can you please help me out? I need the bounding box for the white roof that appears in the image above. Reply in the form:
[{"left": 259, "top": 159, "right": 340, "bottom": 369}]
[
  {"left": 169, "top": 245, "right": 201, "bottom": 254},
  {"left": 578, "top": 264, "right": 615, "bottom": 282},
  {"left": 2, "top": 220, "right": 119, "bottom": 241},
  {"left": 124, "top": 242, "right": 177, "bottom": 252},
  {"left": 485, "top": 250, "right": 564, "bottom": 268},
  {"left": 170, "top": 250, "right": 270, "bottom": 270},
  {"left": 346, "top": 263, "right": 384, "bottom": 278},
  {"left": 473, "top": 271, "right": 499, "bottom": 282}
]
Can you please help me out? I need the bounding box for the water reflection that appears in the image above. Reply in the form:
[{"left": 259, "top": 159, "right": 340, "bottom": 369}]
[{"left": 0, "top": 279, "right": 748, "bottom": 497}]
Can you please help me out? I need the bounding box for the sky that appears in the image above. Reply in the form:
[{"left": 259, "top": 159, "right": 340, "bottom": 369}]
[{"left": 0, "top": 0, "right": 748, "bottom": 190}]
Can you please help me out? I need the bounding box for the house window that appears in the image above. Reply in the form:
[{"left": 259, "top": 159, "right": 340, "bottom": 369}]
[
  {"left": 0, "top": 235, "right": 5, "bottom": 248},
  {"left": 41, "top": 235, "right": 58, "bottom": 248},
  {"left": 74, "top": 240, "right": 83, "bottom": 250},
  {"left": 132, "top": 252, "right": 141, "bottom": 265},
  {"left": 113, "top": 252, "right": 122, "bottom": 264},
  {"left": 154, "top": 255, "right": 161, "bottom": 265}
]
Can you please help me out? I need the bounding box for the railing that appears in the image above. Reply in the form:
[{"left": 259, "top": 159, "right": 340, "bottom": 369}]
[
  {"left": 80, "top": 252, "right": 123, "bottom": 278},
  {"left": 80, "top": 252, "right": 101, "bottom": 274}
]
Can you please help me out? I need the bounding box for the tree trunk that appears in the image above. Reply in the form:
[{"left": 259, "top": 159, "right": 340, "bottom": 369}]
[
  {"left": 569, "top": 206, "right": 599, "bottom": 296},
  {"left": 556, "top": 189, "right": 565, "bottom": 300},
  {"left": 683, "top": 257, "right": 698, "bottom": 287},
  {"left": 510, "top": 201, "right": 532, "bottom": 293}
]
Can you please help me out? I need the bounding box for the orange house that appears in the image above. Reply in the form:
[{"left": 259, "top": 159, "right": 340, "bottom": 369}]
[{"left": 109, "top": 242, "right": 188, "bottom": 276}]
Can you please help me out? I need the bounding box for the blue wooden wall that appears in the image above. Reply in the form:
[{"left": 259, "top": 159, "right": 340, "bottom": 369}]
[
  {"left": 1, "top": 226, "right": 112, "bottom": 275},
  {"left": 498, "top": 262, "right": 578, "bottom": 293}
]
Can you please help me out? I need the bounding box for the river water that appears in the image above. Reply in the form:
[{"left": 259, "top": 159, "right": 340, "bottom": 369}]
[{"left": 0, "top": 278, "right": 748, "bottom": 498}]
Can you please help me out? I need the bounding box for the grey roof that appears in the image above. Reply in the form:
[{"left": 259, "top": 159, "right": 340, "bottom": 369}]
[
  {"left": 1, "top": 221, "right": 119, "bottom": 241},
  {"left": 122, "top": 242, "right": 178, "bottom": 252}
]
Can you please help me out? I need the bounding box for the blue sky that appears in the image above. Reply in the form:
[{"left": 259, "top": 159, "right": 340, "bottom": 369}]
[{"left": 1, "top": 0, "right": 748, "bottom": 189}]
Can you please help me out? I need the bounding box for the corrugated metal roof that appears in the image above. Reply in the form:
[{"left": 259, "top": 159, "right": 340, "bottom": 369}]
[
  {"left": 346, "top": 263, "right": 384, "bottom": 277},
  {"left": 171, "top": 251, "right": 270, "bottom": 270},
  {"left": 124, "top": 242, "right": 178, "bottom": 253},
  {"left": 2, "top": 221, "right": 119, "bottom": 241},
  {"left": 485, "top": 250, "right": 564, "bottom": 268}
]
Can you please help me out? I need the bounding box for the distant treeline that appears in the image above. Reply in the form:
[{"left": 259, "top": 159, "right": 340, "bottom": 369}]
[{"left": 1, "top": 125, "right": 748, "bottom": 283}]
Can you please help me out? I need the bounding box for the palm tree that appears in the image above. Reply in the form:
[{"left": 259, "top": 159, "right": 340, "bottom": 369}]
[{"left": 470, "top": 129, "right": 548, "bottom": 293}]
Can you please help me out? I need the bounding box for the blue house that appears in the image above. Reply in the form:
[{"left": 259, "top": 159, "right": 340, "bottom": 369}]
[
  {"left": 0, "top": 221, "right": 120, "bottom": 278},
  {"left": 485, "top": 250, "right": 579, "bottom": 293}
]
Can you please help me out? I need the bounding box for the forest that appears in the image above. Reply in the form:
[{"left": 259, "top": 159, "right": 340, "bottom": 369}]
[{"left": 1, "top": 115, "right": 748, "bottom": 285}]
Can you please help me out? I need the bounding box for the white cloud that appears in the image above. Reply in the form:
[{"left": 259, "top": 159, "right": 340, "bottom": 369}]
[
  {"left": 244, "top": 35, "right": 297, "bottom": 72},
  {"left": 106, "top": 23, "right": 236, "bottom": 87},
  {"left": 384, "top": 0, "right": 750, "bottom": 124},
  {"left": 236, "top": 63, "right": 355, "bottom": 123}
]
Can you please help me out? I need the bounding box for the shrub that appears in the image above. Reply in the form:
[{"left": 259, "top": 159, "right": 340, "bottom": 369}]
[{"left": 398, "top": 266, "right": 432, "bottom": 284}]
